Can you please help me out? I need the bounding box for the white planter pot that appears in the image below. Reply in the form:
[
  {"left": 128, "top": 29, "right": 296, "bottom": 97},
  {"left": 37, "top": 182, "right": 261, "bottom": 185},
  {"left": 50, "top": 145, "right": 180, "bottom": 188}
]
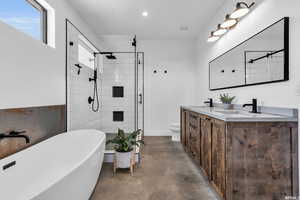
[
  {"left": 223, "top": 103, "right": 233, "bottom": 110},
  {"left": 115, "top": 151, "right": 133, "bottom": 169}
]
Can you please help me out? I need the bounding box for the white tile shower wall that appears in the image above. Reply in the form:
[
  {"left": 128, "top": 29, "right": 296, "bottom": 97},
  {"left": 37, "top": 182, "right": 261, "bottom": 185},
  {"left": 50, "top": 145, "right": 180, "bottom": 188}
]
[
  {"left": 67, "top": 24, "right": 101, "bottom": 131},
  {"left": 99, "top": 54, "right": 136, "bottom": 133}
]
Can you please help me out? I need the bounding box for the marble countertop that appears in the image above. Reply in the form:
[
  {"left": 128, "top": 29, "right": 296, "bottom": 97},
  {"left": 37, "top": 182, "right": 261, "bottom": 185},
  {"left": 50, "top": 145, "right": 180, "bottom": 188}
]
[{"left": 182, "top": 106, "right": 298, "bottom": 122}]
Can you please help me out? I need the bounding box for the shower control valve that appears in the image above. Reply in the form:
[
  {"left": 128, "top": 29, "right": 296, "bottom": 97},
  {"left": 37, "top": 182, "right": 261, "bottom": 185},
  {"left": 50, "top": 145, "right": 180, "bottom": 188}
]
[{"left": 88, "top": 96, "right": 94, "bottom": 104}]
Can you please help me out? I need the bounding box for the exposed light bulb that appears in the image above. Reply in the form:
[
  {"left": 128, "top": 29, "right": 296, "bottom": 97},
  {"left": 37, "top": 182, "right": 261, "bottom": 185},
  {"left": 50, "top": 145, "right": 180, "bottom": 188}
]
[
  {"left": 221, "top": 14, "right": 237, "bottom": 29},
  {"left": 230, "top": 2, "right": 255, "bottom": 19},
  {"left": 213, "top": 24, "right": 228, "bottom": 36},
  {"left": 207, "top": 32, "right": 220, "bottom": 42},
  {"left": 230, "top": 7, "right": 249, "bottom": 19}
]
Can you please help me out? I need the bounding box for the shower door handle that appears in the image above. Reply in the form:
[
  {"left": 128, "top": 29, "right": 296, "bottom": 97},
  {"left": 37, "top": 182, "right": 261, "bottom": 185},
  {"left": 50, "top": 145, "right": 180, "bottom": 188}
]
[{"left": 138, "top": 93, "right": 143, "bottom": 104}]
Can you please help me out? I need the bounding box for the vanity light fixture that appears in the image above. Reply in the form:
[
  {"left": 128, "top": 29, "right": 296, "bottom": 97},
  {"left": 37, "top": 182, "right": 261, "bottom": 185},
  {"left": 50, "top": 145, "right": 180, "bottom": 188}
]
[
  {"left": 207, "top": 31, "right": 220, "bottom": 42},
  {"left": 213, "top": 24, "right": 228, "bottom": 36},
  {"left": 208, "top": 2, "right": 254, "bottom": 42},
  {"left": 230, "top": 2, "right": 255, "bottom": 19},
  {"left": 221, "top": 14, "right": 238, "bottom": 29}
]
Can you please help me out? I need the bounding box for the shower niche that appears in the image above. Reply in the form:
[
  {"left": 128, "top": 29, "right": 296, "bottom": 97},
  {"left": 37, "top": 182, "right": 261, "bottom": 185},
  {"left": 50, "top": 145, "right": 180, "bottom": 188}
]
[
  {"left": 112, "top": 86, "right": 124, "bottom": 98},
  {"left": 113, "top": 111, "right": 124, "bottom": 122},
  {"left": 209, "top": 17, "right": 289, "bottom": 90}
]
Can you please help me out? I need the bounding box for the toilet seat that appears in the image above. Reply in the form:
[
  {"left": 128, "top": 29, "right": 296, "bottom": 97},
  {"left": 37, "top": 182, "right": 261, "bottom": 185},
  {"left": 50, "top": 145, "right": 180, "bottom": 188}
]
[{"left": 170, "top": 123, "right": 180, "bottom": 142}]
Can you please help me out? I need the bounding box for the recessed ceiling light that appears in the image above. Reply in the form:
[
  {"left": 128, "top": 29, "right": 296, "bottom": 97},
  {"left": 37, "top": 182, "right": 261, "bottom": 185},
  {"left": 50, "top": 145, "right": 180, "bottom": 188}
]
[{"left": 142, "top": 11, "right": 148, "bottom": 17}]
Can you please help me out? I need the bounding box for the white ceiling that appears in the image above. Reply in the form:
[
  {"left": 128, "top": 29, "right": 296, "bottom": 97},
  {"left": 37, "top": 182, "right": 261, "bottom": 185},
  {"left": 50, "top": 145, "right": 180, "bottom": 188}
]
[{"left": 66, "top": 0, "right": 226, "bottom": 39}]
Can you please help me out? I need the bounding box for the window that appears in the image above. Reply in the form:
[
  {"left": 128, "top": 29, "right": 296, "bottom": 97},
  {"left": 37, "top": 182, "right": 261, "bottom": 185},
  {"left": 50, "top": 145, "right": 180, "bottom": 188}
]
[
  {"left": 0, "top": 0, "right": 47, "bottom": 43},
  {"left": 78, "top": 43, "right": 95, "bottom": 70},
  {"left": 78, "top": 35, "right": 98, "bottom": 70}
]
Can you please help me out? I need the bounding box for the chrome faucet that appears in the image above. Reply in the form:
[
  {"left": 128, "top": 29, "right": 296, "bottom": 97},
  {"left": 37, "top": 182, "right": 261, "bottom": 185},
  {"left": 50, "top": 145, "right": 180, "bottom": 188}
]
[
  {"left": 0, "top": 130, "right": 30, "bottom": 144},
  {"left": 243, "top": 99, "right": 259, "bottom": 113}
]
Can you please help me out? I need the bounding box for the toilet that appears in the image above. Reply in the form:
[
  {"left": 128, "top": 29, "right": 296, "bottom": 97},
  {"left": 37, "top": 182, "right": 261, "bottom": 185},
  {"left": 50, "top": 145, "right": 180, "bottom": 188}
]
[{"left": 170, "top": 123, "right": 180, "bottom": 142}]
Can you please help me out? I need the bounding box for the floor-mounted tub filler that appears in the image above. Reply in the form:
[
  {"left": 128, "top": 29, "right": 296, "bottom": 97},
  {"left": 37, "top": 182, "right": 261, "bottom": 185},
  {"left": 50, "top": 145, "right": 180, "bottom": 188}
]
[{"left": 0, "top": 129, "right": 106, "bottom": 200}]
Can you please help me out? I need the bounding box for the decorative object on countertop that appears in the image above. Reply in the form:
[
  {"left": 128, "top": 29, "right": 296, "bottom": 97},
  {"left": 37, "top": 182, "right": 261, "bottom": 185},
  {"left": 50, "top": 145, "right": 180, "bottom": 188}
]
[
  {"left": 106, "top": 129, "right": 144, "bottom": 175},
  {"left": 220, "top": 93, "right": 235, "bottom": 109}
]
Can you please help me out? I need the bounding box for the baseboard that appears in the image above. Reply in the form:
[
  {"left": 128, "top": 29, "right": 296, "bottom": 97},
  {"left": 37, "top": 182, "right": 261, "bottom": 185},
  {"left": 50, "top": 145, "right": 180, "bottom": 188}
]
[{"left": 144, "top": 130, "right": 172, "bottom": 136}]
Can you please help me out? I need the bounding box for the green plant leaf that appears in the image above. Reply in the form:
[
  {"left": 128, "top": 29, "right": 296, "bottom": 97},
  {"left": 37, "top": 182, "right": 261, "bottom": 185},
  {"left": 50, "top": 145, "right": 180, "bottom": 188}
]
[{"left": 107, "top": 129, "right": 144, "bottom": 152}]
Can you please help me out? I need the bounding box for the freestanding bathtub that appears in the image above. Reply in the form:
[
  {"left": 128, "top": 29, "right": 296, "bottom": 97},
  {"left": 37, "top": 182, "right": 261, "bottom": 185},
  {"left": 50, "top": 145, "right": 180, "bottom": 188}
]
[{"left": 0, "top": 129, "right": 106, "bottom": 200}]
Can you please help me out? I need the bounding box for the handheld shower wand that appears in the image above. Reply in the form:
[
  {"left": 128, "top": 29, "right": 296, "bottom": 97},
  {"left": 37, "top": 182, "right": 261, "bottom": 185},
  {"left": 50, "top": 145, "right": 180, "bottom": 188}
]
[{"left": 88, "top": 54, "right": 100, "bottom": 112}]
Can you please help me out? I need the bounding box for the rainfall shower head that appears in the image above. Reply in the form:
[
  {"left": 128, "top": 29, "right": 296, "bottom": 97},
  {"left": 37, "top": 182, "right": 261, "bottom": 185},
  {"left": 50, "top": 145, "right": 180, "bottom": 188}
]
[
  {"left": 95, "top": 52, "right": 117, "bottom": 60},
  {"left": 106, "top": 53, "right": 117, "bottom": 60}
]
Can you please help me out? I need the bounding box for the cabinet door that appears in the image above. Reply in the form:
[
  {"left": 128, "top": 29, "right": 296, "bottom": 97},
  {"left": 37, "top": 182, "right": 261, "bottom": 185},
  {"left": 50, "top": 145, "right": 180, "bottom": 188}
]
[
  {"left": 211, "top": 119, "right": 226, "bottom": 199},
  {"left": 226, "top": 122, "right": 298, "bottom": 200},
  {"left": 189, "top": 117, "right": 201, "bottom": 165},
  {"left": 201, "top": 116, "right": 212, "bottom": 180}
]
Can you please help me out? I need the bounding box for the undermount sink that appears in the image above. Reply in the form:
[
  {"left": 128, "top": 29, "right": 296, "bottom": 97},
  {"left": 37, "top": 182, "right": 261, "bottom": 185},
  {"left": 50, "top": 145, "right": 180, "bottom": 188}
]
[{"left": 215, "top": 110, "right": 241, "bottom": 115}]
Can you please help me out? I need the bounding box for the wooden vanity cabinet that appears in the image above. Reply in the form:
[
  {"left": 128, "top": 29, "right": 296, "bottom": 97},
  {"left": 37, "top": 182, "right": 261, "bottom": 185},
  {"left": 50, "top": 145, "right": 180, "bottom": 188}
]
[
  {"left": 180, "top": 109, "right": 188, "bottom": 149},
  {"left": 211, "top": 119, "right": 226, "bottom": 199},
  {"left": 180, "top": 108, "right": 299, "bottom": 200},
  {"left": 200, "top": 115, "right": 212, "bottom": 179},
  {"left": 189, "top": 112, "right": 201, "bottom": 165},
  {"left": 226, "top": 122, "right": 298, "bottom": 200}
]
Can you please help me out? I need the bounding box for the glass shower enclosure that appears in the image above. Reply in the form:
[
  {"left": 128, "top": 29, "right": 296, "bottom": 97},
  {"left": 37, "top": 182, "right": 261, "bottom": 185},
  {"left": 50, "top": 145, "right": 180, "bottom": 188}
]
[
  {"left": 99, "top": 52, "right": 144, "bottom": 151},
  {"left": 66, "top": 20, "right": 144, "bottom": 161}
]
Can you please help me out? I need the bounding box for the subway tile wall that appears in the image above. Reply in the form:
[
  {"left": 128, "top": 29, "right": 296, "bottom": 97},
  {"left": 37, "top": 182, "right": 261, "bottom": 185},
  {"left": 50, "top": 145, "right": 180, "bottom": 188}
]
[
  {"left": 67, "top": 23, "right": 140, "bottom": 133},
  {"left": 99, "top": 53, "right": 136, "bottom": 133},
  {"left": 67, "top": 24, "right": 101, "bottom": 131}
]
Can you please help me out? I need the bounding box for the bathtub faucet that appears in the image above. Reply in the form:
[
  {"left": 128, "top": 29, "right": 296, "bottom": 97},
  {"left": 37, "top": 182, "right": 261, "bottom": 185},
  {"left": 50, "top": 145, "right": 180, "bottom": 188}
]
[{"left": 0, "top": 130, "right": 30, "bottom": 144}]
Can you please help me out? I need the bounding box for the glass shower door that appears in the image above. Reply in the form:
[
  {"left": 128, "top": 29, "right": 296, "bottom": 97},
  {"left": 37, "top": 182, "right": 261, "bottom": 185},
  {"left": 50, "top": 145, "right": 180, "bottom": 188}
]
[
  {"left": 99, "top": 52, "right": 144, "bottom": 150},
  {"left": 137, "top": 52, "right": 144, "bottom": 134}
]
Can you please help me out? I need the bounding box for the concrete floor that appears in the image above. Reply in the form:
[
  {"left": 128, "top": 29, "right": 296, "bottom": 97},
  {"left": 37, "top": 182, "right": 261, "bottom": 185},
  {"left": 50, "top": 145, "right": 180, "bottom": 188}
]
[{"left": 91, "top": 136, "right": 218, "bottom": 200}]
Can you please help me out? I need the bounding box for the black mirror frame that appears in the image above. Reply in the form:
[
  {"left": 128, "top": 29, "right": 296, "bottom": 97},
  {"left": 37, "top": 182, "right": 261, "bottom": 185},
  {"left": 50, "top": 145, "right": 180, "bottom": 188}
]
[{"left": 209, "top": 17, "right": 289, "bottom": 91}]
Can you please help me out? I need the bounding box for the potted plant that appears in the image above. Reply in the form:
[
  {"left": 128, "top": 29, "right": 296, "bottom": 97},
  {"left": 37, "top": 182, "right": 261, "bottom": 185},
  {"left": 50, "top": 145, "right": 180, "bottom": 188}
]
[
  {"left": 220, "top": 93, "right": 235, "bottom": 109},
  {"left": 106, "top": 129, "right": 144, "bottom": 173}
]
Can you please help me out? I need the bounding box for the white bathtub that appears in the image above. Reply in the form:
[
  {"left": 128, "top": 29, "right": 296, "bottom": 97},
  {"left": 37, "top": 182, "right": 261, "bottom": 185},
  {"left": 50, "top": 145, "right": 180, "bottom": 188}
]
[{"left": 0, "top": 129, "right": 106, "bottom": 200}]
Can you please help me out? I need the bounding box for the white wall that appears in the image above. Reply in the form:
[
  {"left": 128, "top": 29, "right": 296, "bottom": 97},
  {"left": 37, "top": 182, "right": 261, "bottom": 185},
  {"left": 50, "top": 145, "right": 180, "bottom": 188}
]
[
  {"left": 100, "top": 36, "right": 197, "bottom": 136},
  {"left": 140, "top": 40, "right": 197, "bottom": 136},
  {"left": 196, "top": 0, "right": 300, "bottom": 108},
  {"left": 0, "top": 0, "right": 102, "bottom": 109}
]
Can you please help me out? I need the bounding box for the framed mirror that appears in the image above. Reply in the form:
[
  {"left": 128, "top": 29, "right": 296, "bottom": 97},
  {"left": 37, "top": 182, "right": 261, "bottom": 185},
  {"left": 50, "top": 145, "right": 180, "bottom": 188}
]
[{"left": 209, "top": 17, "right": 289, "bottom": 91}]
